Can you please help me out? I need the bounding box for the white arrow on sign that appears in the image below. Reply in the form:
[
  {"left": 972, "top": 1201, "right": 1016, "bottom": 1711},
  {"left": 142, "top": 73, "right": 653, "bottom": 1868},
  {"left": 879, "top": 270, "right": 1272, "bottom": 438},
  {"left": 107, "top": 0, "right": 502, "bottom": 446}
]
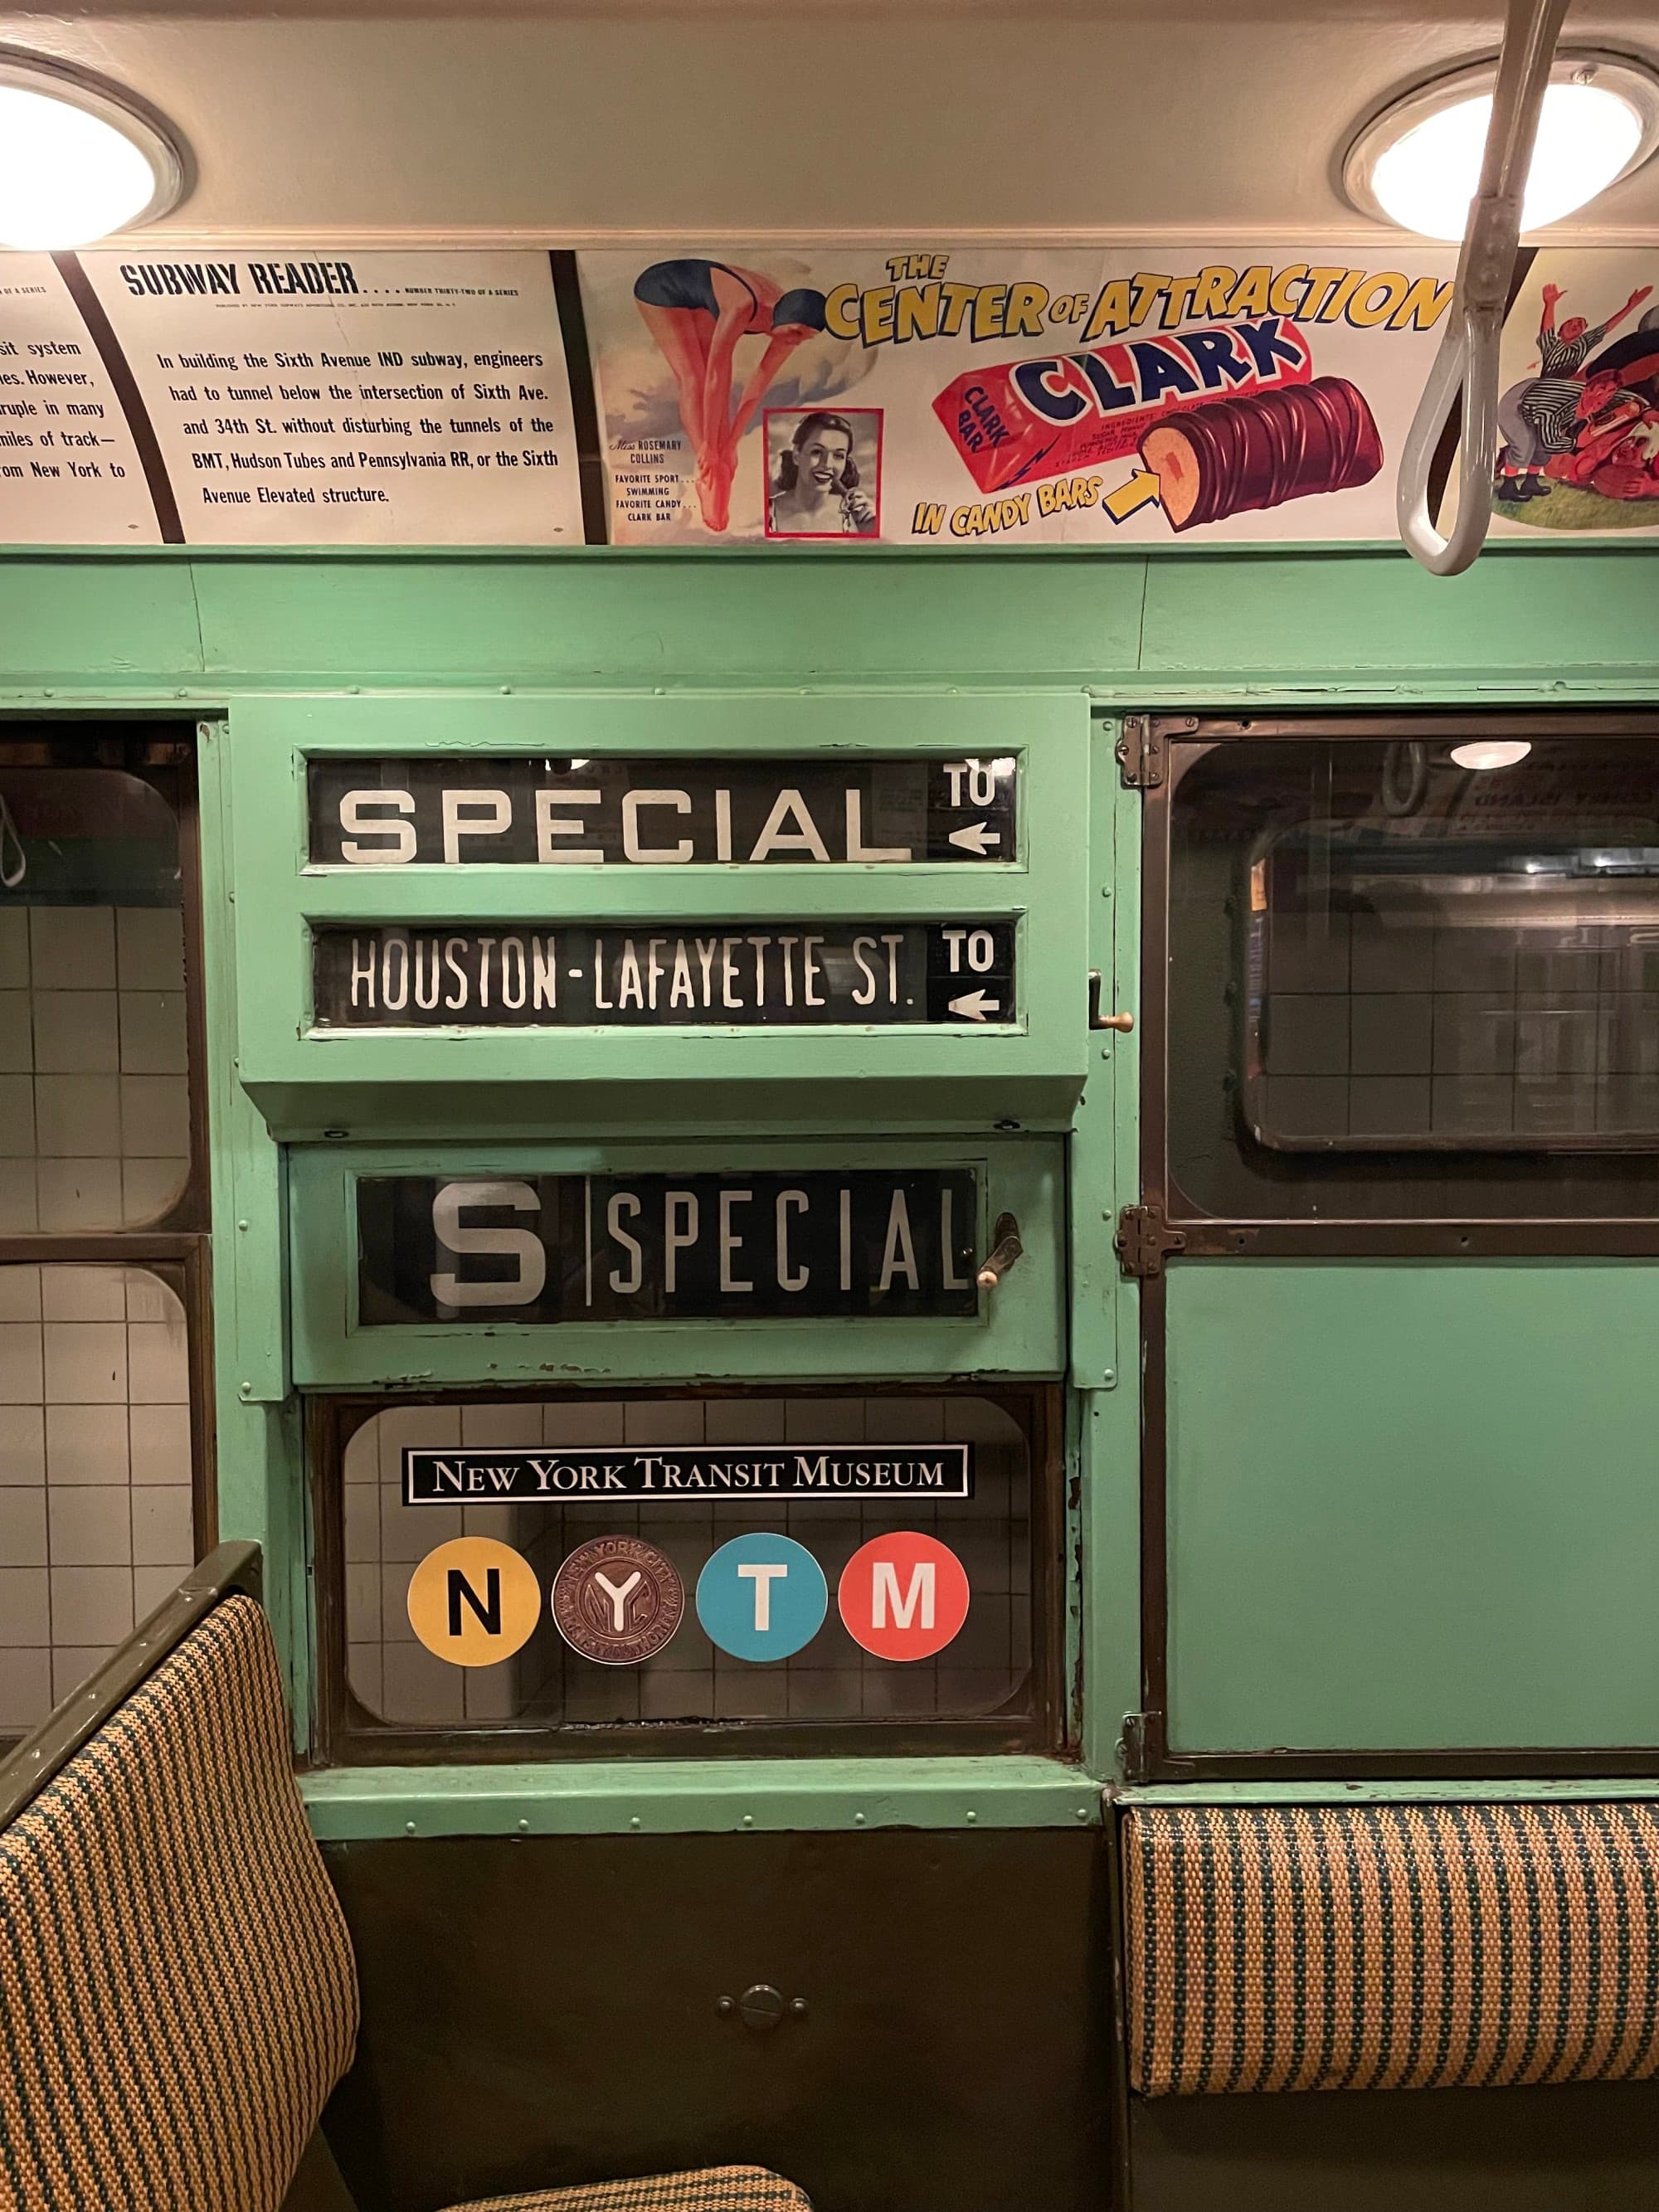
[
  {"left": 948, "top": 990, "right": 1000, "bottom": 1022},
  {"left": 947, "top": 822, "right": 1000, "bottom": 856}
]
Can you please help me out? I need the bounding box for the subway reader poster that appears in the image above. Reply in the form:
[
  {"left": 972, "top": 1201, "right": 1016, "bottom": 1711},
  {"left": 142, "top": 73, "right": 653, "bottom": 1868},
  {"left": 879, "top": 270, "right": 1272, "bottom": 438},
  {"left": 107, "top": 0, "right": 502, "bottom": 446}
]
[
  {"left": 577, "top": 246, "right": 1457, "bottom": 547},
  {"left": 1476, "top": 248, "right": 1659, "bottom": 540}
]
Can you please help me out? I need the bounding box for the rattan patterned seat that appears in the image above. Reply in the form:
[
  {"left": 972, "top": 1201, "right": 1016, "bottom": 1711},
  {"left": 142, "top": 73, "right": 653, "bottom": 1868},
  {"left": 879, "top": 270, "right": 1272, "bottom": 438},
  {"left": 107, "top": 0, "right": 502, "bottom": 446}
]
[
  {"left": 1123, "top": 1801, "right": 1659, "bottom": 2098},
  {"left": 0, "top": 1573, "right": 811, "bottom": 2212},
  {"left": 445, "top": 2173, "right": 811, "bottom": 2211}
]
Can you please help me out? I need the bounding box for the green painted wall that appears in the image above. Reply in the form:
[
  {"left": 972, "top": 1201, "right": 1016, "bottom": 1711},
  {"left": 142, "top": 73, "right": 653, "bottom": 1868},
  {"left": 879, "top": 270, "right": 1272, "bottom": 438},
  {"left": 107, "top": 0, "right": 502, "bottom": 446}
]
[
  {"left": 1165, "top": 1260, "right": 1659, "bottom": 1753},
  {"left": 2, "top": 539, "right": 1657, "bottom": 1832}
]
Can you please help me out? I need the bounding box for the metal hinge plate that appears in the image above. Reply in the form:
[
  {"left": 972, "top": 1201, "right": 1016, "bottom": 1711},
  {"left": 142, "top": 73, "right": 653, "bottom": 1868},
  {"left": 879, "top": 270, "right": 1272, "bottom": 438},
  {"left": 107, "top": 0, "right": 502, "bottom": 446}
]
[
  {"left": 1115, "top": 712, "right": 1199, "bottom": 790},
  {"left": 1119, "top": 1710, "right": 1156, "bottom": 1782},
  {"left": 1114, "top": 1203, "right": 1188, "bottom": 1281}
]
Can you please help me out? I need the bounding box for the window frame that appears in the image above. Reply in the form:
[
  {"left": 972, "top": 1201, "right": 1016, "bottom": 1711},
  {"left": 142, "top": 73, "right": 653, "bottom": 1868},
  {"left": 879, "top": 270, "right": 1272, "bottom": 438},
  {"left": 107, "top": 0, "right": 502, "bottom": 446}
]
[
  {"left": 307, "top": 1380, "right": 1068, "bottom": 1768},
  {"left": 0, "top": 723, "right": 216, "bottom": 1753},
  {"left": 1141, "top": 708, "right": 1659, "bottom": 1262}
]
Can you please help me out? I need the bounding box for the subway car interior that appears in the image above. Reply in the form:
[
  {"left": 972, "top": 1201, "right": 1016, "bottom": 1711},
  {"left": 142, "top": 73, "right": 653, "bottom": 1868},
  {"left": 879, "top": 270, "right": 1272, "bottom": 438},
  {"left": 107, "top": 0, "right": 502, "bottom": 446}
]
[{"left": 5, "top": 1, "right": 1659, "bottom": 2206}]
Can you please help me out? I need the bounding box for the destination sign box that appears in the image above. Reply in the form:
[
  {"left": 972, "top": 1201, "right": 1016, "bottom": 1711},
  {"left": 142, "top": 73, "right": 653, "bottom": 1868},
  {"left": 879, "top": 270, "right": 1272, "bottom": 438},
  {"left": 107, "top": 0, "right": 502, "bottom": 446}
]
[
  {"left": 402, "top": 1443, "right": 974, "bottom": 1503},
  {"left": 358, "top": 1168, "right": 980, "bottom": 1323},
  {"left": 314, "top": 920, "right": 1015, "bottom": 1027},
  {"left": 308, "top": 753, "right": 1016, "bottom": 867}
]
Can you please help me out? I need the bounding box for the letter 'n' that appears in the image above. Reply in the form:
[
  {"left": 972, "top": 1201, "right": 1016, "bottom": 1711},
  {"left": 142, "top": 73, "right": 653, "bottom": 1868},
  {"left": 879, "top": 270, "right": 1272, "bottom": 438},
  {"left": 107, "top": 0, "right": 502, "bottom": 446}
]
[{"left": 448, "top": 1566, "right": 501, "bottom": 1637}]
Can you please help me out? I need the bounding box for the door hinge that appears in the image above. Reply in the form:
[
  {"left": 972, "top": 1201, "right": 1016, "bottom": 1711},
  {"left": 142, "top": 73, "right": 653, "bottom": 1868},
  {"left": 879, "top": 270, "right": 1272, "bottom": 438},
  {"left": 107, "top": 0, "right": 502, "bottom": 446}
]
[
  {"left": 1113, "top": 1203, "right": 1187, "bottom": 1281},
  {"left": 1115, "top": 713, "right": 1195, "bottom": 790},
  {"left": 1118, "top": 1710, "right": 1159, "bottom": 1782}
]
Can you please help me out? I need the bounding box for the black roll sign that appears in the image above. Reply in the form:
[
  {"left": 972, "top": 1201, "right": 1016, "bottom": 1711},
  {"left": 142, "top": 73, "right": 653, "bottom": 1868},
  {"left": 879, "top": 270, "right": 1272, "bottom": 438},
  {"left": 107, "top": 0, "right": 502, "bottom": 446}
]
[
  {"left": 358, "top": 1169, "right": 980, "bottom": 1325},
  {"left": 309, "top": 753, "right": 1015, "bottom": 867},
  {"left": 314, "top": 920, "right": 1015, "bottom": 1028}
]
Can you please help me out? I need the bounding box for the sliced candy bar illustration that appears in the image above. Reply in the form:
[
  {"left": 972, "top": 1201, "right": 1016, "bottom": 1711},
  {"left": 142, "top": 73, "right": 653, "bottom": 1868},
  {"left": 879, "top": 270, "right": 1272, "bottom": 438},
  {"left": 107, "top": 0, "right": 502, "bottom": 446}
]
[{"left": 1139, "top": 377, "right": 1383, "bottom": 530}]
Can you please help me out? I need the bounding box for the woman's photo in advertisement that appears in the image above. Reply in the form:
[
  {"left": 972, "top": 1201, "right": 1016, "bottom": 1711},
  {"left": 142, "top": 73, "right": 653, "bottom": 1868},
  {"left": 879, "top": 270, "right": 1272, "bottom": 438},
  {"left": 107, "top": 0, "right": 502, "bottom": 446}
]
[{"left": 765, "top": 409, "right": 882, "bottom": 537}]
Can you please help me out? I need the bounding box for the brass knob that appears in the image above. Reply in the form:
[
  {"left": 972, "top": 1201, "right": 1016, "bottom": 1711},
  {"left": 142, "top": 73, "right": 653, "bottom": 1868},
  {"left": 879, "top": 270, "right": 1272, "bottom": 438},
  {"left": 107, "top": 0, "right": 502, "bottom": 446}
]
[
  {"left": 976, "top": 1213, "right": 1024, "bottom": 1291},
  {"left": 1087, "top": 970, "right": 1135, "bottom": 1033}
]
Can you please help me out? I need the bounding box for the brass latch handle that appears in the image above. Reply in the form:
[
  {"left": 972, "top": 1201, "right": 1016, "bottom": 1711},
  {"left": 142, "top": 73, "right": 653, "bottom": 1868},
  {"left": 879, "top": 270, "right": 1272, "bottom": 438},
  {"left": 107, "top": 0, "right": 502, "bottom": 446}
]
[
  {"left": 1087, "top": 970, "right": 1134, "bottom": 1033},
  {"left": 976, "top": 1213, "right": 1024, "bottom": 1291}
]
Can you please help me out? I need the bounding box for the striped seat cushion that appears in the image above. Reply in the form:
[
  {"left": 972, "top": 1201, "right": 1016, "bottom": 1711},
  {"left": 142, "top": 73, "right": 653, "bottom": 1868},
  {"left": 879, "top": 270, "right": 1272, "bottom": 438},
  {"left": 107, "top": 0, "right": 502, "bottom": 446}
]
[
  {"left": 445, "top": 2171, "right": 812, "bottom": 2210},
  {"left": 0, "top": 1596, "right": 360, "bottom": 2210},
  {"left": 1124, "top": 1801, "right": 1659, "bottom": 2096}
]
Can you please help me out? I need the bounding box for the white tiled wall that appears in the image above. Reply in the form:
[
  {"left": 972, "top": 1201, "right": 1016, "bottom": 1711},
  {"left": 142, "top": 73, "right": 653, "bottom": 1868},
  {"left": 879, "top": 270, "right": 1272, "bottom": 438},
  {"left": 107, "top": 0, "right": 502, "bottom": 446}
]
[
  {"left": 0, "top": 1265, "right": 196, "bottom": 1733},
  {"left": 0, "top": 905, "right": 190, "bottom": 1232},
  {"left": 345, "top": 1393, "right": 1030, "bottom": 1733}
]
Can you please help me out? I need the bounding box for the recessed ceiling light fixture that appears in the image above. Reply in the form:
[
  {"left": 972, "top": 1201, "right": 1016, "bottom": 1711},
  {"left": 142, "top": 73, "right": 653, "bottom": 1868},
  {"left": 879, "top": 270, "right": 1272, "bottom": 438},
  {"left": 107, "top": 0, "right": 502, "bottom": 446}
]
[
  {"left": 0, "top": 51, "right": 187, "bottom": 250},
  {"left": 1345, "top": 51, "right": 1659, "bottom": 239},
  {"left": 1450, "top": 739, "right": 1533, "bottom": 771}
]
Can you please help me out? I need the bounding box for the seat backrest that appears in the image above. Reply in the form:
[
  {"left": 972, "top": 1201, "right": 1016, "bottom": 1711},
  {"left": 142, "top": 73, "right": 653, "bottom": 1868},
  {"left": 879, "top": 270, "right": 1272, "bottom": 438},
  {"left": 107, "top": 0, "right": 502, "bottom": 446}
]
[{"left": 0, "top": 1594, "right": 360, "bottom": 2212}]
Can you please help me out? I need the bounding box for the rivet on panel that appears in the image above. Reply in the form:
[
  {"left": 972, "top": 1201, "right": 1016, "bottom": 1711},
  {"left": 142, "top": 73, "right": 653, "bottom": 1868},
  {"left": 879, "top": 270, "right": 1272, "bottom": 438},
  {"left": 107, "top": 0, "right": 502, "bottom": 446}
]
[
  {"left": 630, "top": 1816, "right": 642, "bottom": 1830},
  {"left": 236, "top": 1219, "right": 250, "bottom": 1232},
  {"left": 1102, "top": 1369, "right": 1116, "bottom": 1386},
  {"left": 1076, "top": 1806, "right": 1091, "bottom": 1821},
  {"left": 853, "top": 1812, "right": 866, "bottom": 1826},
  {"left": 742, "top": 1814, "right": 755, "bottom": 1829},
  {"left": 405, "top": 1821, "right": 416, "bottom": 1835},
  {"left": 965, "top": 1810, "right": 977, "bottom": 1824},
  {"left": 518, "top": 1818, "right": 529, "bottom": 1833}
]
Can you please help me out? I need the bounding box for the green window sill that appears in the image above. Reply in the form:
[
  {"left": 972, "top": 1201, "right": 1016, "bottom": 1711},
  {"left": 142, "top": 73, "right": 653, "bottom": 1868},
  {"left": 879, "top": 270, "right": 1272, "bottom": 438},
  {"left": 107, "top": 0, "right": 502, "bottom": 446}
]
[{"left": 302, "top": 1754, "right": 1102, "bottom": 1839}]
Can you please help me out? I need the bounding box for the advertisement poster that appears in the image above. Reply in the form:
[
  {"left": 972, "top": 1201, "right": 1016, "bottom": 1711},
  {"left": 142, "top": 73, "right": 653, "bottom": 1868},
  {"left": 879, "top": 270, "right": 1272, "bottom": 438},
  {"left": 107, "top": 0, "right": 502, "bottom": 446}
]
[
  {"left": 577, "top": 245, "right": 1457, "bottom": 547},
  {"left": 81, "top": 249, "right": 583, "bottom": 544},
  {"left": 0, "top": 255, "right": 159, "bottom": 543},
  {"left": 1482, "top": 247, "right": 1659, "bottom": 540}
]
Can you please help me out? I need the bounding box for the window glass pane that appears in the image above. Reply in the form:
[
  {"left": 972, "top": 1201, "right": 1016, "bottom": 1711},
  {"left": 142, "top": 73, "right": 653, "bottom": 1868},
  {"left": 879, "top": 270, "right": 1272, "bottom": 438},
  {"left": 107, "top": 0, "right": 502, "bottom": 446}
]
[
  {"left": 342, "top": 1392, "right": 1038, "bottom": 1738},
  {"left": 0, "top": 1265, "right": 198, "bottom": 1738},
  {"left": 1169, "top": 735, "right": 1659, "bottom": 1219},
  {"left": 0, "top": 767, "right": 190, "bottom": 1232}
]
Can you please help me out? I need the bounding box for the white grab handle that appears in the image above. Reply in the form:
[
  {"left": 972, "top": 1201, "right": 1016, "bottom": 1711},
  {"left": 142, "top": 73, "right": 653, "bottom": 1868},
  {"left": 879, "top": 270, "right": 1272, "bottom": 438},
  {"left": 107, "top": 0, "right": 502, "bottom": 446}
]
[{"left": 1397, "top": 0, "right": 1572, "bottom": 575}]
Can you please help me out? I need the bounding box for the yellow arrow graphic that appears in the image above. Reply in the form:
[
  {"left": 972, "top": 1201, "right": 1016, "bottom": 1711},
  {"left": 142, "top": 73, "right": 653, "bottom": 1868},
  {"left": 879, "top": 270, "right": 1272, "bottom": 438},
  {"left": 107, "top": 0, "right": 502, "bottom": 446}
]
[{"left": 1103, "top": 469, "right": 1163, "bottom": 523}]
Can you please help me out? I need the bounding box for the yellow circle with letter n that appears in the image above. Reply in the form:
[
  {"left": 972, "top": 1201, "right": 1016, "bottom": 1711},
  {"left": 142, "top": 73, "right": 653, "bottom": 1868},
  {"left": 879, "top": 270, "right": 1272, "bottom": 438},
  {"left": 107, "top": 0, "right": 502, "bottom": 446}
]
[{"left": 406, "top": 1537, "right": 542, "bottom": 1666}]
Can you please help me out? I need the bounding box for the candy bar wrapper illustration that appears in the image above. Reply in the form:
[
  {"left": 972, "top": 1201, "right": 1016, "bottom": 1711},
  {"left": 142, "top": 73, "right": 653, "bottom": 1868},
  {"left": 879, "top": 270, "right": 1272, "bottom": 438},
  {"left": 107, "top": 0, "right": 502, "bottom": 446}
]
[
  {"left": 578, "top": 248, "right": 1460, "bottom": 545},
  {"left": 932, "top": 315, "right": 1315, "bottom": 493}
]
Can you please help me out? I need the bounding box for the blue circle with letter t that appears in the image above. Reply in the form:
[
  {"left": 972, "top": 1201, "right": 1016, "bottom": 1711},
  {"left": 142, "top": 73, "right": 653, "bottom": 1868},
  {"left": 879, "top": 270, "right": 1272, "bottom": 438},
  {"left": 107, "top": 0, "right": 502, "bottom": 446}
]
[{"left": 696, "top": 1534, "right": 828, "bottom": 1662}]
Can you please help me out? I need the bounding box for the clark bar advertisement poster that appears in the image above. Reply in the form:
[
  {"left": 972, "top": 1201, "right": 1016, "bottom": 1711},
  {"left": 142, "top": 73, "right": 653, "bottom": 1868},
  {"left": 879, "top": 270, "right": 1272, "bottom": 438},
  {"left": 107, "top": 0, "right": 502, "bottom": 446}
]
[{"left": 577, "top": 244, "right": 1462, "bottom": 547}]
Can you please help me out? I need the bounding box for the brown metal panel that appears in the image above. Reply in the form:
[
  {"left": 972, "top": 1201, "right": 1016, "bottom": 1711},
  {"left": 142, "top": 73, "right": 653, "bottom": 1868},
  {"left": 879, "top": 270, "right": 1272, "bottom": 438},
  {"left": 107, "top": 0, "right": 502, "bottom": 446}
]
[
  {"left": 320, "top": 1828, "right": 1110, "bottom": 2212},
  {"left": 1129, "top": 2078, "right": 1659, "bottom": 2211}
]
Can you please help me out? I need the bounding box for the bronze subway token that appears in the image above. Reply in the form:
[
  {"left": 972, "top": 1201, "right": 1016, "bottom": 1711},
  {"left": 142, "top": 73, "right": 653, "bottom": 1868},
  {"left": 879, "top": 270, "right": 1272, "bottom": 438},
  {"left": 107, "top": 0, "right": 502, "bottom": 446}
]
[{"left": 550, "top": 1535, "right": 684, "bottom": 1665}]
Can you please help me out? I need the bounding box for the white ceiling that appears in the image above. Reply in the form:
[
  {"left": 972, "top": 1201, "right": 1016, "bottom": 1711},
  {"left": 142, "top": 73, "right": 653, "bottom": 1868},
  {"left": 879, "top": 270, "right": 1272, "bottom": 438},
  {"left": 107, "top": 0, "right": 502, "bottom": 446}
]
[{"left": 3, "top": 2, "right": 1659, "bottom": 244}]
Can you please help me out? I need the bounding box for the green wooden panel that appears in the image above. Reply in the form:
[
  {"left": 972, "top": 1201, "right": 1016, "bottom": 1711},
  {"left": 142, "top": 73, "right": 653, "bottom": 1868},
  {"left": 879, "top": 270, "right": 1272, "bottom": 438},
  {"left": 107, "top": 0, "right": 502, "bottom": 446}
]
[
  {"left": 0, "top": 553, "right": 203, "bottom": 687},
  {"left": 1165, "top": 1260, "right": 1659, "bottom": 1753},
  {"left": 289, "top": 1135, "right": 1066, "bottom": 1385},
  {"left": 221, "top": 690, "right": 1089, "bottom": 1135},
  {"left": 192, "top": 550, "right": 1144, "bottom": 688},
  {"left": 1139, "top": 545, "right": 1659, "bottom": 682},
  {"left": 304, "top": 1755, "right": 1099, "bottom": 1837}
]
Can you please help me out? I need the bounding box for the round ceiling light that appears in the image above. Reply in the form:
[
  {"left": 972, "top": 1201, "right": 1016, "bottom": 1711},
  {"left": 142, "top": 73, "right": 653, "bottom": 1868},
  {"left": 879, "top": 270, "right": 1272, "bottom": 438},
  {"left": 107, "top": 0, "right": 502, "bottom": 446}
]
[
  {"left": 1450, "top": 739, "right": 1532, "bottom": 771},
  {"left": 0, "top": 52, "right": 186, "bottom": 250},
  {"left": 1345, "top": 52, "right": 1659, "bottom": 240}
]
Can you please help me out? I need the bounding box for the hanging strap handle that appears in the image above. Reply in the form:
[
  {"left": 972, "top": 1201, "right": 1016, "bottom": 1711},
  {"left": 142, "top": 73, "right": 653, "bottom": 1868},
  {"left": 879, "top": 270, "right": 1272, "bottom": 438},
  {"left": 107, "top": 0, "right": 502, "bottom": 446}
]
[{"left": 1397, "top": 0, "right": 1572, "bottom": 576}]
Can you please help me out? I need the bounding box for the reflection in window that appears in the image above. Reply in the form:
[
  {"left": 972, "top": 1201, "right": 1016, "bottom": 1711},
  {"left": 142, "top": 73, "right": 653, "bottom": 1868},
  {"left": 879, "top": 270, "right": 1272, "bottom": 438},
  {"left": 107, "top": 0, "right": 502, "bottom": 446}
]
[
  {"left": 341, "top": 1393, "right": 1035, "bottom": 1737},
  {"left": 0, "top": 768, "right": 190, "bottom": 1232},
  {"left": 0, "top": 1266, "right": 197, "bottom": 1737},
  {"left": 1169, "top": 735, "right": 1659, "bottom": 1221}
]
